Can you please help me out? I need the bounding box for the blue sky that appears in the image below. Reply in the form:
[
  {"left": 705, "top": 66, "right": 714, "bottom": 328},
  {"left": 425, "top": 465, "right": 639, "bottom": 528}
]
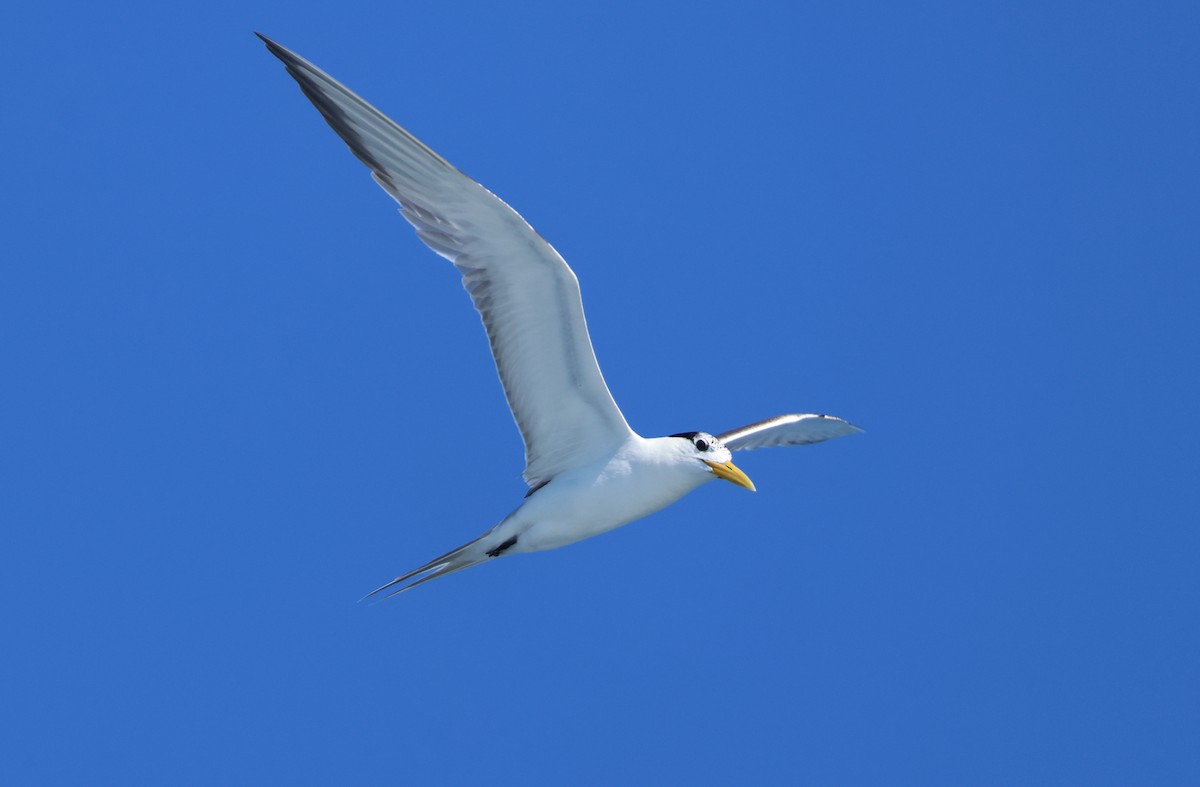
[{"left": 3, "top": 0, "right": 1197, "bottom": 783}]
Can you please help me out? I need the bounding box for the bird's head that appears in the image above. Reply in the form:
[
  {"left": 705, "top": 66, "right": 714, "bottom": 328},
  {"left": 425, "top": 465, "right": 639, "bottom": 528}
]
[{"left": 669, "top": 431, "right": 756, "bottom": 492}]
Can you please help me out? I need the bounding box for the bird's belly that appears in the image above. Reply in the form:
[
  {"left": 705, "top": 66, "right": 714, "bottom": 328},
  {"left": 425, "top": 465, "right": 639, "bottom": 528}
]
[{"left": 513, "top": 463, "right": 706, "bottom": 552}]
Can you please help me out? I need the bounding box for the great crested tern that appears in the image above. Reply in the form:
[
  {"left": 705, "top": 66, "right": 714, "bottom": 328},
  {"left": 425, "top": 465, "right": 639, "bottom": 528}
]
[{"left": 258, "top": 34, "right": 862, "bottom": 596}]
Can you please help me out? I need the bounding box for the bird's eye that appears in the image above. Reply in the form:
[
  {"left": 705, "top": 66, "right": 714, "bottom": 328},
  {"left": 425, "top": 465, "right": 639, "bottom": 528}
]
[{"left": 695, "top": 439, "right": 709, "bottom": 452}]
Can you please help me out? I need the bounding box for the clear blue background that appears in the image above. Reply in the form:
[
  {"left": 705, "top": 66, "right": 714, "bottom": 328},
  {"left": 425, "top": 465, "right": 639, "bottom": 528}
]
[{"left": 3, "top": 1, "right": 1197, "bottom": 783}]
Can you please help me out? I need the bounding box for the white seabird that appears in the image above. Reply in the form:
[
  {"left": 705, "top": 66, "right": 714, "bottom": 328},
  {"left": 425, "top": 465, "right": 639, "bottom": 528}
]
[{"left": 258, "top": 34, "right": 862, "bottom": 596}]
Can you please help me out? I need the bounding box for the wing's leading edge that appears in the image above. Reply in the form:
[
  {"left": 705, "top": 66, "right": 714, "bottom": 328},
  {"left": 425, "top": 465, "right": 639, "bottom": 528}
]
[
  {"left": 258, "top": 34, "right": 634, "bottom": 487},
  {"left": 718, "top": 414, "right": 862, "bottom": 451}
]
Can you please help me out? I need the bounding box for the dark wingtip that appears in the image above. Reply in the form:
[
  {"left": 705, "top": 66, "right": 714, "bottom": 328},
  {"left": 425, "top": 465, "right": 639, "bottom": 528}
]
[{"left": 255, "top": 32, "right": 290, "bottom": 60}]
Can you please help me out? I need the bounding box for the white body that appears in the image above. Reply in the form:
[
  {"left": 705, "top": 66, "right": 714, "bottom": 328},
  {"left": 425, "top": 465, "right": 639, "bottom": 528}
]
[{"left": 499, "top": 436, "right": 716, "bottom": 553}]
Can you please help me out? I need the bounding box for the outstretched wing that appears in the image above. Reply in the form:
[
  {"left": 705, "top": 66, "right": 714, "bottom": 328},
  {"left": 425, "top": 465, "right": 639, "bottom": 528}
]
[
  {"left": 718, "top": 414, "right": 862, "bottom": 451},
  {"left": 259, "top": 35, "right": 635, "bottom": 487}
]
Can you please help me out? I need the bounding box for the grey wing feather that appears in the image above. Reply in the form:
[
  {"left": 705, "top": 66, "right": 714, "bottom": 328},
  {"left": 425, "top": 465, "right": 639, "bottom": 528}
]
[
  {"left": 718, "top": 414, "right": 862, "bottom": 451},
  {"left": 259, "top": 35, "right": 634, "bottom": 487}
]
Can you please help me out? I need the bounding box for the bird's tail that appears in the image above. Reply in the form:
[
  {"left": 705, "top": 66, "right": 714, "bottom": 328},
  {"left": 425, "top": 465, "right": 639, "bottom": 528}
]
[{"left": 361, "top": 532, "right": 498, "bottom": 601}]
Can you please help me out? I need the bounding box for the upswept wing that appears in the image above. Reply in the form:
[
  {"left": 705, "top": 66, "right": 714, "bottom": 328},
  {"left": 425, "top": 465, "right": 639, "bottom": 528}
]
[
  {"left": 718, "top": 414, "right": 862, "bottom": 451},
  {"left": 259, "top": 35, "right": 634, "bottom": 487}
]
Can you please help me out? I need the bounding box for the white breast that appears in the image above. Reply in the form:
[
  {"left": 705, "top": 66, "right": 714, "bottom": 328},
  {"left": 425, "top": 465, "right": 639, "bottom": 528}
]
[{"left": 510, "top": 437, "right": 712, "bottom": 552}]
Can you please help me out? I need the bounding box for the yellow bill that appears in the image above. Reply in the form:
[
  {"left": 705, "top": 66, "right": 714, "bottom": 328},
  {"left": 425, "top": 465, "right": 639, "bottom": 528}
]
[{"left": 704, "top": 460, "right": 756, "bottom": 492}]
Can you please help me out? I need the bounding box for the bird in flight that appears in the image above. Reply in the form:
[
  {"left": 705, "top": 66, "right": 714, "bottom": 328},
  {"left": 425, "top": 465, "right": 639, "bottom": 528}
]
[{"left": 258, "top": 34, "right": 862, "bottom": 597}]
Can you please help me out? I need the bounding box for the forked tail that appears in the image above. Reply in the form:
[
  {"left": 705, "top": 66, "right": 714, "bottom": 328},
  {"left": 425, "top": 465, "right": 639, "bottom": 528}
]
[{"left": 361, "top": 532, "right": 499, "bottom": 601}]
